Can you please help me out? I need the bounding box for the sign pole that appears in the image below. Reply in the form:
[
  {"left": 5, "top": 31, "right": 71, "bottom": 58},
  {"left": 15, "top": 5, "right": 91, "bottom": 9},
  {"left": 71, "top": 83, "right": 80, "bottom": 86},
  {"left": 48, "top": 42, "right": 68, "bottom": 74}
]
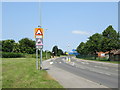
[
  {"left": 40, "top": 48, "right": 42, "bottom": 70},
  {"left": 34, "top": 27, "right": 44, "bottom": 70},
  {"left": 36, "top": 49, "right": 38, "bottom": 69}
]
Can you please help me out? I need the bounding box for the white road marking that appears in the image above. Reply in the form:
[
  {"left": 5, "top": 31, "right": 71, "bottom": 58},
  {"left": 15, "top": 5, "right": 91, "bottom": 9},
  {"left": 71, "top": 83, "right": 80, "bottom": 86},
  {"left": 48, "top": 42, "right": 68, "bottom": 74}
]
[
  {"left": 89, "top": 69, "right": 111, "bottom": 76},
  {"left": 50, "top": 62, "right": 53, "bottom": 64},
  {"left": 94, "top": 66, "right": 108, "bottom": 69},
  {"left": 99, "top": 72, "right": 111, "bottom": 76},
  {"left": 62, "top": 58, "right": 65, "bottom": 60},
  {"left": 104, "top": 73, "right": 111, "bottom": 76},
  {"left": 81, "top": 62, "right": 89, "bottom": 64}
]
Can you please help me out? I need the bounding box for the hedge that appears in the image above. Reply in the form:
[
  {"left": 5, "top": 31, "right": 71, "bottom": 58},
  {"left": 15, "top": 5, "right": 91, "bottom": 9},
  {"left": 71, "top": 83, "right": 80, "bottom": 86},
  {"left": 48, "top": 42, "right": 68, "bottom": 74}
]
[
  {"left": 2, "top": 52, "right": 24, "bottom": 58},
  {"left": 1, "top": 52, "right": 51, "bottom": 59}
]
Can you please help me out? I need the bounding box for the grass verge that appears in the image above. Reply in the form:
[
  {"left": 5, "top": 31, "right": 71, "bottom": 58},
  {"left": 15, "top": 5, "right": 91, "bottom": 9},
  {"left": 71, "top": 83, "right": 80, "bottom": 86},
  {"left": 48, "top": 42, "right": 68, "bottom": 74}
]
[
  {"left": 2, "top": 58, "right": 63, "bottom": 88},
  {"left": 76, "top": 57, "right": 119, "bottom": 64}
]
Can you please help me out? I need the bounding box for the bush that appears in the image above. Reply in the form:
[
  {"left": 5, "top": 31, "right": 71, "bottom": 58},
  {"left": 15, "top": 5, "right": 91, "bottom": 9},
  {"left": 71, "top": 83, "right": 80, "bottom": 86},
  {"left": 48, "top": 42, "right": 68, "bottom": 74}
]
[{"left": 2, "top": 52, "right": 24, "bottom": 58}]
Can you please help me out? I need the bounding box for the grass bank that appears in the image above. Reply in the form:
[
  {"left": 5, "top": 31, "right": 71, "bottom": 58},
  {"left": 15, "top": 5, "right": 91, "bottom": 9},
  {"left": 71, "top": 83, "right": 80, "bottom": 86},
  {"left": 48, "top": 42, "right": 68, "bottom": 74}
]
[{"left": 2, "top": 58, "right": 63, "bottom": 88}]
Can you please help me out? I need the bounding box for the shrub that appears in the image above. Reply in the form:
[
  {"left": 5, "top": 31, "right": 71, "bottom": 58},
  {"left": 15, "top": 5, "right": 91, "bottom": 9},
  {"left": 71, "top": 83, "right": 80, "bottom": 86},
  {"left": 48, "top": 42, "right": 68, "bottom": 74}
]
[{"left": 2, "top": 52, "right": 24, "bottom": 58}]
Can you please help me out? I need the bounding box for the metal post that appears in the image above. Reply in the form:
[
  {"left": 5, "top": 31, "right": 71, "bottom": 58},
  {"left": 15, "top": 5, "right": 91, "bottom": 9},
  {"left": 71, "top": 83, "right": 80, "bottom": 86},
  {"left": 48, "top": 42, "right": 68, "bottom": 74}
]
[
  {"left": 40, "top": 49, "right": 42, "bottom": 70},
  {"left": 36, "top": 49, "right": 38, "bottom": 69}
]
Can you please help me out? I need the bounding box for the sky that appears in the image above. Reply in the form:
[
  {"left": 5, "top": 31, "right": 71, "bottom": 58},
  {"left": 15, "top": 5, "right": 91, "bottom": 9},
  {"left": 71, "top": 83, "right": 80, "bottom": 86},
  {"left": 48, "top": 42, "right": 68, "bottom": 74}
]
[{"left": 2, "top": 2, "right": 118, "bottom": 52}]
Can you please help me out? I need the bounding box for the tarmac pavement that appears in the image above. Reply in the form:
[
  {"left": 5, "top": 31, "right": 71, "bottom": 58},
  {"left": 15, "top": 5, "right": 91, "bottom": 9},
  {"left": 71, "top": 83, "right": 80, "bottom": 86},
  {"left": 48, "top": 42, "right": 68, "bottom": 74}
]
[{"left": 42, "top": 57, "right": 110, "bottom": 88}]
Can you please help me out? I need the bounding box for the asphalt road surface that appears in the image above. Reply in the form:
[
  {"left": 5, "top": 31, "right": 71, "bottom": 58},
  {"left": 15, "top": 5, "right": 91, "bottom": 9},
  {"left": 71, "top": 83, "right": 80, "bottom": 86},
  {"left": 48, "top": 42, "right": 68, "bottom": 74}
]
[{"left": 43, "top": 56, "right": 118, "bottom": 88}]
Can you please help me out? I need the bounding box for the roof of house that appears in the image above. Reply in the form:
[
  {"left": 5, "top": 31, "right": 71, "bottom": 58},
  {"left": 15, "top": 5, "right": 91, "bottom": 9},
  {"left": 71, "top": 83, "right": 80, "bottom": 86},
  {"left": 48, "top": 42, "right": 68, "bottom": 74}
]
[
  {"left": 114, "top": 49, "right": 120, "bottom": 55},
  {"left": 96, "top": 51, "right": 109, "bottom": 54},
  {"left": 110, "top": 49, "right": 120, "bottom": 55},
  {"left": 97, "top": 49, "right": 120, "bottom": 55}
]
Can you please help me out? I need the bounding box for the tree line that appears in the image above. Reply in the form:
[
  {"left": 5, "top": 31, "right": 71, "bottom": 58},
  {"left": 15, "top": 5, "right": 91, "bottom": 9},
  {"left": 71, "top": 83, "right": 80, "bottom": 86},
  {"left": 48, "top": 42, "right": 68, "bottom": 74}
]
[
  {"left": 1, "top": 38, "right": 64, "bottom": 57},
  {"left": 1, "top": 38, "right": 36, "bottom": 54},
  {"left": 76, "top": 25, "right": 120, "bottom": 60}
]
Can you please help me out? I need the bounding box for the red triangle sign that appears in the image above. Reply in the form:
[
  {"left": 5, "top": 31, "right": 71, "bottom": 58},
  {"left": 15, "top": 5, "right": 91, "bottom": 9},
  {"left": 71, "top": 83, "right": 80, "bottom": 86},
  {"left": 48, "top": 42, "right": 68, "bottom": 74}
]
[{"left": 35, "top": 29, "right": 43, "bottom": 35}]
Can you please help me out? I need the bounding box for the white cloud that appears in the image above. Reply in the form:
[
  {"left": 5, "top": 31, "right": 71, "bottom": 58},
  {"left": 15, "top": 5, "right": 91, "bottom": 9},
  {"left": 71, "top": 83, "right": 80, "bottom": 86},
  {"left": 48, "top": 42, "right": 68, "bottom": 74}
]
[{"left": 72, "top": 30, "right": 90, "bottom": 35}]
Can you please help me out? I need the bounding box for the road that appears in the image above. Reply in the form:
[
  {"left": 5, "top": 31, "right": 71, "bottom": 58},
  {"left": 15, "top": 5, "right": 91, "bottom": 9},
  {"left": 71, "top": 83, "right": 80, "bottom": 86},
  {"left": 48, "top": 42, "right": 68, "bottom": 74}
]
[{"left": 43, "top": 56, "right": 118, "bottom": 88}]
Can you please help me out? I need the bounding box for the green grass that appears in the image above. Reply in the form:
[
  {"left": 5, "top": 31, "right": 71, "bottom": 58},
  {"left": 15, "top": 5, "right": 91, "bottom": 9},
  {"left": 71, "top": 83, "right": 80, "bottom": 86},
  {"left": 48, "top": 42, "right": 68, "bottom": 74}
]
[{"left": 2, "top": 58, "right": 63, "bottom": 88}]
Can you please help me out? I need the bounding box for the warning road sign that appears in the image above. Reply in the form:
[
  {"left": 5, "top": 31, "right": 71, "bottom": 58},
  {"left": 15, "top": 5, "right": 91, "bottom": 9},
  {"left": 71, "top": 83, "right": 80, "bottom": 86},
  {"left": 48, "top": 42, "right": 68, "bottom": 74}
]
[
  {"left": 34, "top": 28, "right": 44, "bottom": 36},
  {"left": 36, "top": 30, "right": 42, "bottom": 35},
  {"left": 36, "top": 38, "right": 43, "bottom": 46}
]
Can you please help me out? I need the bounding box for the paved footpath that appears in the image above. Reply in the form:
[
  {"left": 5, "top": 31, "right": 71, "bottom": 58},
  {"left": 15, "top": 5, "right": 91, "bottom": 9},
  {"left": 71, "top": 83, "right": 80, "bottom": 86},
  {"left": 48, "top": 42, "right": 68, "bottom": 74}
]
[{"left": 42, "top": 58, "right": 108, "bottom": 88}]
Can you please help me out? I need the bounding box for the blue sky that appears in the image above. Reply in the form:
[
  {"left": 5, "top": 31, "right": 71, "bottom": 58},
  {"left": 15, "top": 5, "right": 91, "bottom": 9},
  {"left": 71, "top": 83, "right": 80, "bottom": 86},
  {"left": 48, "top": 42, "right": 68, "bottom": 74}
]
[{"left": 2, "top": 2, "right": 118, "bottom": 52}]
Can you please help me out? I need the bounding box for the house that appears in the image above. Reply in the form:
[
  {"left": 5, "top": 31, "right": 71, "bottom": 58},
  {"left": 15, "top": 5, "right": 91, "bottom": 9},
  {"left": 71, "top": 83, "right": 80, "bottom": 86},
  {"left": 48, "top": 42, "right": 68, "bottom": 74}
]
[
  {"left": 97, "top": 51, "right": 109, "bottom": 57},
  {"left": 97, "top": 50, "right": 120, "bottom": 61},
  {"left": 110, "top": 49, "right": 120, "bottom": 61}
]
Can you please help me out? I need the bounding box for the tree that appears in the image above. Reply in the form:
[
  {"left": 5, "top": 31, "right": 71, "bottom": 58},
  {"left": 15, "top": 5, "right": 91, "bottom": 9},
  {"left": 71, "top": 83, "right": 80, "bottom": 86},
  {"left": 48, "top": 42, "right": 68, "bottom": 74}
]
[
  {"left": 101, "top": 25, "right": 119, "bottom": 60},
  {"left": 57, "top": 49, "right": 63, "bottom": 56},
  {"left": 2, "top": 39, "right": 15, "bottom": 52},
  {"left": 87, "top": 33, "right": 103, "bottom": 59},
  {"left": 77, "top": 33, "right": 103, "bottom": 59},
  {"left": 52, "top": 46, "right": 58, "bottom": 56},
  {"left": 77, "top": 41, "right": 91, "bottom": 55},
  {"left": 102, "top": 25, "right": 118, "bottom": 40},
  {"left": 77, "top": 42, "right": 85, "bottom": 54},
  {"left": 19, "top": 38, "right": 36, "bottom": 54},
  {"left": 12, "top": 43, "right": 20, "bottom": 53},
  {"left": 117, "top": 31, "right": 120, "bottom": 49},
  {"left": 76, "top": 25, "right": 119, "bottom": 60}
]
